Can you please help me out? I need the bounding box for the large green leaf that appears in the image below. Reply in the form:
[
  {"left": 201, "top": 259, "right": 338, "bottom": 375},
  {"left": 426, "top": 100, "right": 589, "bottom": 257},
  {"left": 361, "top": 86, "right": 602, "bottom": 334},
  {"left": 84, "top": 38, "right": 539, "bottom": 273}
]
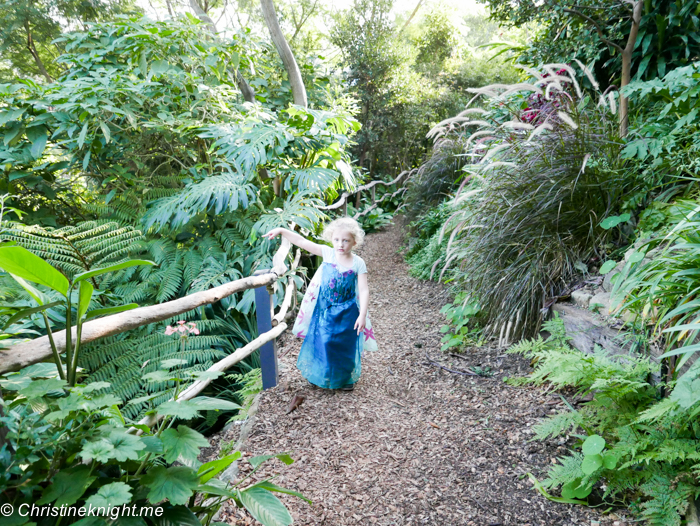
[
  {"left": 248, "top": 453, "right": 294, "bottom": 469},
  {"left": 581, "top": 454, "right": 603, "bottom": 474},
  {"left": 161, "top": 425, "right": 210, "bottom": 463},
  {"left": 37, "top": 467, "right": 96, "bottom": 506},
  {"left": 105, "top": 430, "right": 146, "bottom": 461},
  {"left": 156, "top": 400, "right": 202, "bottom": 419},
  {"left": 581, "top": 435, "right": 605, "bottom": 455},
  {"left": 73, "top": 260, "right": 155, "bottom": 284},
  {"left": 8, "top": 274, "right": 46, "bottom": 304},
  {"left": 0, "top": 246, "right": 69, "bottom": 295},
  {"left": 141, "top": 466, "right": 200, "bottom": 506},
  {"left": 197, "top": 452, "right": 241, "bottom": 483},
  {"left": 85, "top": 303, "right": 138, "bottom": 320},
  {"left": 78, "top": 280, "right": 94, "bottom": 320},
  {"left": 79, "top": 439, "right": 117, "bottom": 463},
  {"left": 249, "top": 480, "right": 312, "bottom": 504},
  {"left": 2, "top": 301, "right": 61, "bottom": 329},
  {"left": 238, "top": 487, "right": 293, "bottom": 526},
  {"left": 19, "top": 377, "right": 67, "bottom": 398},
  {"left": 85, "top": 482, "right": 133, "bottom": 508},
  {"left": 26, "top": 124, "right": 48, "bottom": 158},
  {"left": 111, "top": 517, "right": 146, "bottom": 526},
  {"left": 148, "top": 505, "right": 202, "bottom": 526},
  {"left": 188, "top": 396, "right": 241, "bottom": 411}
]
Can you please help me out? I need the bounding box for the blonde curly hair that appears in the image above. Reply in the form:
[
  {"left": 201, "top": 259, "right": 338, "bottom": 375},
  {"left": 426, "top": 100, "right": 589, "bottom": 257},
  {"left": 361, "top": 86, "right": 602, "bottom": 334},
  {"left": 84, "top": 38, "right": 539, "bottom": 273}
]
[{"left": 322, "top": 217, "right": 365, "bottom": 249}]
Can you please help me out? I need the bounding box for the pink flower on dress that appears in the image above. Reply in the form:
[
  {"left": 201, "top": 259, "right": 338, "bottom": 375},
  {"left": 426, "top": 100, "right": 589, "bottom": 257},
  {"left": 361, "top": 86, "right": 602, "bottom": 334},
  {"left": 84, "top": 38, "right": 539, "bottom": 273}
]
[{"left": 363, "top": 327, "right": 375, "bottom": 341}]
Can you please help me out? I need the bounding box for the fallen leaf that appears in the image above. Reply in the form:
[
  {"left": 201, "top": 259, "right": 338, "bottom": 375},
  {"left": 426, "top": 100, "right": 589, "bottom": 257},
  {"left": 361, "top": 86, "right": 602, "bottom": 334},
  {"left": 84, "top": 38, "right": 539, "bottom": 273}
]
[{"left": 286, "top": 393, "right": 305, "bottom": 414}]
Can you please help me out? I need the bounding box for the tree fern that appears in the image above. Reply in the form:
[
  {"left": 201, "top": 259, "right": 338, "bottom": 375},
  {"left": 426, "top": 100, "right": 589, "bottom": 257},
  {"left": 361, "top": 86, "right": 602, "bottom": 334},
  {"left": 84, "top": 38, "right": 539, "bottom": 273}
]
[
  {"left": 0, "top": 221, "right": 143, "bottom": 279},
  {"left": 142, "top": 172, "right": 258, "bottom": 231},
  {"left": 79, "top": 317, "right": 246, "bottom": 419}
]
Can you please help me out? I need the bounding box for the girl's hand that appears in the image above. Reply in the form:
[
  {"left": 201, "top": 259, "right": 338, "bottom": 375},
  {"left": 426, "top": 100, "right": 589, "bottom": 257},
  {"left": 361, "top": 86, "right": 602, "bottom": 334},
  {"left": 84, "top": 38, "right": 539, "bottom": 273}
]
[
  {"left": 354, "top": 314, "right": 366, "bottom": 335},
  {"left": 263, "top": 228, "right": 283, "bottom": 240}
]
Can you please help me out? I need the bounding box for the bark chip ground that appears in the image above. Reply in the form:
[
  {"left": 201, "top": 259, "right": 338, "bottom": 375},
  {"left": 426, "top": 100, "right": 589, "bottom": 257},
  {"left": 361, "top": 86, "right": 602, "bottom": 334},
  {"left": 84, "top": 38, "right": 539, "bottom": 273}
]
[{"left": 211, "top": 220, "right": 620, "bottom": 526}]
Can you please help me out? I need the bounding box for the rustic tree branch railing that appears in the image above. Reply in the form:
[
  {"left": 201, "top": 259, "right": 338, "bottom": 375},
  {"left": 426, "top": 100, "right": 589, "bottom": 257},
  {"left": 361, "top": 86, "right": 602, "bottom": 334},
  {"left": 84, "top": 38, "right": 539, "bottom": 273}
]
[
  {"left": 0, "top": 239, "right": 292, "bottom": 374},
  {"left": 320, "top": 169, "right": 415, "bottom": 216},
  {"left": 1, "top": 171, "right": 411, "bottom": 430}
]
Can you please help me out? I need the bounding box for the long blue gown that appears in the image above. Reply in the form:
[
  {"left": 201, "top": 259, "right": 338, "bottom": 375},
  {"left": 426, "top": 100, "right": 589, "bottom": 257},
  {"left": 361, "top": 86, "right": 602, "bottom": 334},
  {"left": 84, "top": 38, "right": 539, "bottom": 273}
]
[{"left": 296, "top": 261, "right": 364, "bottom": 389}]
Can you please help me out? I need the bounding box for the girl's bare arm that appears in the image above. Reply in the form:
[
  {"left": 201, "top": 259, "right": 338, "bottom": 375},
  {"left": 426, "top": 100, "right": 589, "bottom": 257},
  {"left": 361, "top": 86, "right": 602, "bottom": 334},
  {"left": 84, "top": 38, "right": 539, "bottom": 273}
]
[
  {"left": 355, "top": 273, "right": 369, "bottom": 334},
  {"left": 263, "top": 228, "right": 325, "bottom": 257}
]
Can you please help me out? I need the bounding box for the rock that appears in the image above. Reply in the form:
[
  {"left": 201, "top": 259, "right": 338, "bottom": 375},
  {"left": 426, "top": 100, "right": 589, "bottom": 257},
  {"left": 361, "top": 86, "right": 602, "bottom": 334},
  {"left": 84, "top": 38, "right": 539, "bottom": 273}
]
[
  {"left": 571, "top": 289, "right": 593, "bottom": 308},
  {"left": 602, "top": 261, "right": 626, "bottom": 292},
  {"left": 552, "top": 303, "right": 632, "bottom": 356},
  {"left": 589, "top": 291, "right": 611, "bottom": 315}
]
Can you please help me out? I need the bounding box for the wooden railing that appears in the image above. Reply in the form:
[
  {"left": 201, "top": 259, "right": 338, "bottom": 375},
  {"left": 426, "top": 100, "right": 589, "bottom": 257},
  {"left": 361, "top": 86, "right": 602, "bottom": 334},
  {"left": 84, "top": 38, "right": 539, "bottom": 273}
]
[
  {"left": 320, "top": 169, "right": 415, "bottom": 217},
  {"left": 0, "top": 239, "right": 293, "bottom": 375},
  {"left": 0, "top": 172, "right": 412, "bottom": 417}
]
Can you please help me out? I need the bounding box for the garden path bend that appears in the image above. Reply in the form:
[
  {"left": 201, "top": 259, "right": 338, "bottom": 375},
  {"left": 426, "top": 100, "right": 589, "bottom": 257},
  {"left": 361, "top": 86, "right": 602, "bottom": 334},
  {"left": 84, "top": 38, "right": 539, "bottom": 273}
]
[{"left": 214, "top": 220, "right": 614, "bottom": 526}]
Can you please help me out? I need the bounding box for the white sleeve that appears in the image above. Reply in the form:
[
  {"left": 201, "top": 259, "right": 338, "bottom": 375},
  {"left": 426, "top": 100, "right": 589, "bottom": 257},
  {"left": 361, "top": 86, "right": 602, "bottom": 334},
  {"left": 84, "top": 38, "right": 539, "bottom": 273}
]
[
  {"left": 321, "top": 245, "right": 334, "bottom": 262},
  {"left": 355, "top": 256, "right": 367, "bottom": 275}
]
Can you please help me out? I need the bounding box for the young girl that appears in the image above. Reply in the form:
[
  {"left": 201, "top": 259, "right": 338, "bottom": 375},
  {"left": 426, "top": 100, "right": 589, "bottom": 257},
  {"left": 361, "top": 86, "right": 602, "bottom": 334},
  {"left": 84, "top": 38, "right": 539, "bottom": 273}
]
[{"left": 263, "top": 218, "right": 378, "bottom": 391}]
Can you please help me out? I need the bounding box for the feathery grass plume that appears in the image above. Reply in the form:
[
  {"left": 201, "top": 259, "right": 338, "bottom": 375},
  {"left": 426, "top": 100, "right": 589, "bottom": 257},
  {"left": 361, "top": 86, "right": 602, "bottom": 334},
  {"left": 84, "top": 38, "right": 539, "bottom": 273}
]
[{"left": 430, "top": 63, "right": 637, "bottom": 340}]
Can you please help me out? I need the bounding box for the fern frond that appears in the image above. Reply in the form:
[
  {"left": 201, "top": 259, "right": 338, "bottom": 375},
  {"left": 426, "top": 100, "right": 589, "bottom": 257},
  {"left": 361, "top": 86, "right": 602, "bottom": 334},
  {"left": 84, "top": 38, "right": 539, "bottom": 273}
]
[
  {"left": 532, "top": 409, "right": 585, "bottom": 441},
  {"left": 142, "top": 172, "right": 257, "bottom": 231},
  {"left": 0, "top": 221, "right": 144, "bottom": 279}
]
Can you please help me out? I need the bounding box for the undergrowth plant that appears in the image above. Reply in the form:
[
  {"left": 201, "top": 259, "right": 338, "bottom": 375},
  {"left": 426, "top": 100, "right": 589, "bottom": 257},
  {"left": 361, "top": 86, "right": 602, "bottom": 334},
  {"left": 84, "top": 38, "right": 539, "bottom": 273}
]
[
  {"left": 509, "top": 317, "right": 700, "bottom": 526},
  {"left": 428, "top": 63, "right": 637, "bottom": 339},
  {"left": 439, "top": 293, "right": 482, "bottom": 351},
  {"left": 611, "top": 199, "right": 700, "bottom": 376},
  {"left": 0, "top": 361, "right": 306, "bottom": 526}
]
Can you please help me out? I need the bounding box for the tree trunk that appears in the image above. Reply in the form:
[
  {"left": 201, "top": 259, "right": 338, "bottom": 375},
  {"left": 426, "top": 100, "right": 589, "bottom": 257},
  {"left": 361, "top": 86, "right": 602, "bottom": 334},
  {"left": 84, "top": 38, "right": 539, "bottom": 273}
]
[
  {"left": 24, "top": 20, "right": 52, "bottom": 83},
  {"left": 399, "top": 0, "right": 425, "bottom": 34},
  {"left": 189, "top": 0, "right": 257, "bottom": 104},
  {"left": 619, "top": 0, "right": 642, "bottom": 138},
  {"left": 260, "top": 0, "right": 307, "bottom": 108}
]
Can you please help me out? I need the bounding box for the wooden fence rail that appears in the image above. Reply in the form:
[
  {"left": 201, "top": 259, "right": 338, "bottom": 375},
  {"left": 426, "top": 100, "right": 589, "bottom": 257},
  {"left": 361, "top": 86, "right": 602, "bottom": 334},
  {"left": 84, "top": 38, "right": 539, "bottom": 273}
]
[
  {"left": 319, "top": 169, "right": 415, "bottom": 216},
  {"left": 2, "top": 172, "right": 412, "bottom": 424},
  {"left": 0, "top": 240, "right": 291, "bottom": 374}
]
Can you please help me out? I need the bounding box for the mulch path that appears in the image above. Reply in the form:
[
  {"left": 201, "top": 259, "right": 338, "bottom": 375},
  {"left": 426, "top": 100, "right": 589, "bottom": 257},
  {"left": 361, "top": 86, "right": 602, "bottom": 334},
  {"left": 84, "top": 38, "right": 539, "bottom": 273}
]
[{"left": 208, "top": 220, "right": 627, "bottom": 526}]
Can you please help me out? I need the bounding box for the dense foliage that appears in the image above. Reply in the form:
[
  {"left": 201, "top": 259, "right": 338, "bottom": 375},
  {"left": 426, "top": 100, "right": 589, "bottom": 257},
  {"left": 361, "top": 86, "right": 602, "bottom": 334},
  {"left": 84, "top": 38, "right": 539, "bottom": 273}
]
[
  {"left": 419, "top": 65, "right": 634, "bottom": 339},
  {"left": 510, "top": 317, "right": 700, "bottom": 526},
  {"left": 479, "top": 0, "right": 700, "bottom": 90}
]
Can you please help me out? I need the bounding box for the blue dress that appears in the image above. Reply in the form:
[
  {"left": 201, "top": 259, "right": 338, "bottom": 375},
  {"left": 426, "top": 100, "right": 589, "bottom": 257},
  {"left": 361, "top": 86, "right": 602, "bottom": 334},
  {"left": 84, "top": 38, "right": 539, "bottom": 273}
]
[{"left": 293, "top": 249, "right": 377, "bottom": 389}]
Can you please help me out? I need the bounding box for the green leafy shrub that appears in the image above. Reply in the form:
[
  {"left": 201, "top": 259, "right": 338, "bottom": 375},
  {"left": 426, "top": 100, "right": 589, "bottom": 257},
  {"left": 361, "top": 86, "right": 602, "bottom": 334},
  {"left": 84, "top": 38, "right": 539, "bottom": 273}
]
[
  {"left": 612, "top": 198, "right": 700, "bottom": 377},
  {"left": 621, "top": 63, "right": 700, "bottom": 206},
  {"left": 0, "top": 362, "right": 306, "bottom": 526},
  {"left": 509, "top": 317, "right": 700, "bottom": 526},
  {"left": 348, "top": 202, "right": 394, "bottom": 233},
  {"left": 430, "top": 64, "right": 637, "bottom": 339},
  {"left": 439, "top": 294, "right": 482, "bottom": 351}
]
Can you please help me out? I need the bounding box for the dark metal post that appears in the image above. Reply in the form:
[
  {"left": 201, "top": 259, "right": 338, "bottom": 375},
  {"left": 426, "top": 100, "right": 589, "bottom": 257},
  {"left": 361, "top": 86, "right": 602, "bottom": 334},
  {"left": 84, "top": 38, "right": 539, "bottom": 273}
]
[{"left": 253, "top": 271, "right": 278, "bottom": 390}]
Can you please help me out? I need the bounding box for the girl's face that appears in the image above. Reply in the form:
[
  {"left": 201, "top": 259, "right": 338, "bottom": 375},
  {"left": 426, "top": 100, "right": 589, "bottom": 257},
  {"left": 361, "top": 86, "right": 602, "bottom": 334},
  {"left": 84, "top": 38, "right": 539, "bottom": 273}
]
[{"left": 332, "top": 229, "right": 356, "bottom": 255}]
